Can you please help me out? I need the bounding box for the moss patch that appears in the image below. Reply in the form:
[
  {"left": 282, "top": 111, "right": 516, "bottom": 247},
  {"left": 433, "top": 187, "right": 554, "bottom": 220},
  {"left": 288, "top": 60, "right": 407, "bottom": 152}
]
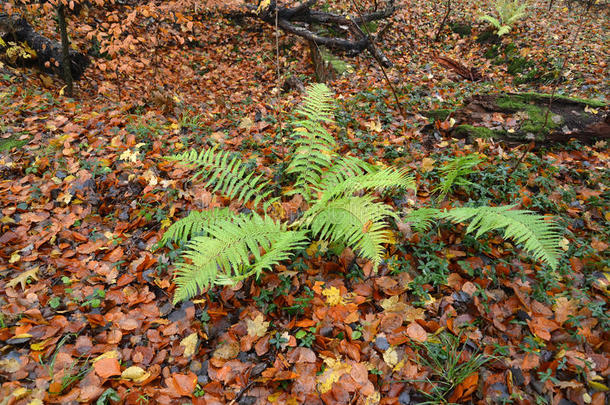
[
  {"left": 425, "top": 109, "right": 454, "bottom": 122},
  {"left": 513, "top": 92, "right": 606, "bottom": 108},
  {"left": 0, "top": 136, "right": 28, "bottom": 152},
  {"left": 454, "top": 125, "right": 498, "bottom": 139}
]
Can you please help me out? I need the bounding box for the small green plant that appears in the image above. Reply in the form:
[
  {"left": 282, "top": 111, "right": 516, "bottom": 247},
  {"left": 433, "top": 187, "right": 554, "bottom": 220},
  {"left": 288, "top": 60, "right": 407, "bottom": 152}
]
[
  {"left": 434, "top": 154, "right": 484, "bottom": 201},
  {"left": 295, "top": 326, "right": 317, "bottom": 347},
  {"left": 164, "top": 84, "right": 561, "bottom": 304},
  {"left": 414, "top": 333, "right": 492, "bottom": 403},
  {"left": 479, "top": 0, "right": 528, "bottom": 36},
  {"left": 270, "top": 332, "right": 289, "bottom": 350}
]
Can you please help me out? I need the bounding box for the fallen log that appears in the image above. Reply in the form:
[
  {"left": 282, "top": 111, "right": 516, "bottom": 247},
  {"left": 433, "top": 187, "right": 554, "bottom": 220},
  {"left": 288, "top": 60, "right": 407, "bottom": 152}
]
[
  {"left": 223, "top": 0, "right": 396, "bottom": 68},
  {"left": 443, "top": 93, "right": 608, "bottom": 146},
  {"left": 0, "top": 12, "right": 89, "bottom": 79}
]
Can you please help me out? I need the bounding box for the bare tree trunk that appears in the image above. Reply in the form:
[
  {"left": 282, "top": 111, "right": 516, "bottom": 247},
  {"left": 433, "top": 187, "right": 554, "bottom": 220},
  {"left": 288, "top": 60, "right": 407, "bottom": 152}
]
[{"left": 56, "top": 4, "right": 73, "bottom": 96}]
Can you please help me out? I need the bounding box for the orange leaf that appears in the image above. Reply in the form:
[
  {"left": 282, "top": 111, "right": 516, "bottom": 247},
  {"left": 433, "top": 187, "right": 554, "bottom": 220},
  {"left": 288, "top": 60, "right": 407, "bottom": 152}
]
[
  {"left": 172, "top": 372, "right": 196, "bottom": 396},
  {"left": 94, "top": 357, "right": 121, "bottom": 379},
  {"left": 406, "top": 322, "right": 427, "bottom": 343}
]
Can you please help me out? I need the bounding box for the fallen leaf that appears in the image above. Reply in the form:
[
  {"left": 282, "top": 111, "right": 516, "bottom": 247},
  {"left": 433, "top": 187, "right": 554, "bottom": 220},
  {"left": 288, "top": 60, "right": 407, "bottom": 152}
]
[
  {"left": 421, "top": 157, "right": 435, "bottom": 172},
  {"left": 406, "top": 323, "right": 427, "bottom": 343},
  {"left": 213, "top": 341, "right": 240, "bottom": 360},
  {"left": 383, "top": 346, "right": 399, "bottom": 367},
  {"left": 121, "top": 366, "right": 150, "bottom": 383},
  {"left": 6, "top": 267, "right": 39, "bottom": 290},
  {"left": 180, "top": 333, "right": 198, "bottom": 357},
  {"left": 246, "top": 314, "right": 270, "bottom": 338},
  {"left": 94, "top": 357, "right": 121, "bottom": 378}
]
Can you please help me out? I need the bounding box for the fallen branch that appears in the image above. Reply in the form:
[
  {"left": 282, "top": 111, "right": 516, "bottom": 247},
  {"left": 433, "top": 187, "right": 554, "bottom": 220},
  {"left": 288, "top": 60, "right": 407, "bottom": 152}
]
[
  {"left": 247, "top": 0, "right": 396, "bottom": 67},
  {"left": 0, "top": 11, "right": 89, "bottom": 79}
]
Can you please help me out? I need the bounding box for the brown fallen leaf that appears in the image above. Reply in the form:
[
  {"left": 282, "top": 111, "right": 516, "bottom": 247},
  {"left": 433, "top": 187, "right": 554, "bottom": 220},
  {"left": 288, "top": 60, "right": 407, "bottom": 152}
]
[
  {"left": 94, "top": 357, "right": 121, "bottom": 379},
  {"left": 406, "top": 322, "right": 427, "bottom": 343}
]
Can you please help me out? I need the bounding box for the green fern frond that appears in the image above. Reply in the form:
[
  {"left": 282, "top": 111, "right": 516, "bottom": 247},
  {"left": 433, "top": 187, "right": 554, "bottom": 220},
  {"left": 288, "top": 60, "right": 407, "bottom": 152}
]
[
  {"left": 403, "top": 208, "right": 441, "bottom": 233},
  {"left": 173, "top": 214, "right": 308, "bottom": 303},
  {"left": 434, "top": 154, "right": 484, "bottom": 200},
  {"left": 294, "top": 83, "right": 335, "bottom": 123},
  {"left": 496, "top": 26, "right": 511, "bottom": 36},
  {"left": 308, "top": 195, "right": 396, "bottom": 266},
  {"left": 168, "top": 147, "right": 277, "bottom": 210},
  {"left": 160, "top": 207, "right": 232, "bottom": 247},
  {"left": 286, "top": 84, "right": 337, "bottom": 200},
  {"left": 319, "top": 167, "right": 415, "bottom": 202},
  {"left": 317, "top": 155, "right": 375, "bottom": 191},
  {"left": 479, "top": 15, "right": 502, "bottom": 29},
  {"left": 440, "top": 206, "right": 561, "bottom": 269}
]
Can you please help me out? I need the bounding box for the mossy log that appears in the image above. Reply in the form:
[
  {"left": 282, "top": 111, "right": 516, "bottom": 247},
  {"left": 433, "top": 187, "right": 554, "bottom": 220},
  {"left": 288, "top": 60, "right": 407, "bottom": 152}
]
[
  {"left": 0, "top": 12, "right": 89, "bottom": 79},
  {"left": 447, "top": 93, "right": 608, "bottom": 145}
]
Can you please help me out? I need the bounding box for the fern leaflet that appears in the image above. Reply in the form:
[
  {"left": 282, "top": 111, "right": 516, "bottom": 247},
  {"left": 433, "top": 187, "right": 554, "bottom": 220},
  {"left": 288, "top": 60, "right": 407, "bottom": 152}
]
[
  {"left": 168, "top": 147, "right": 277, "bottom": 210},
  {"left": 439, "top": 206, "right": 561, "bottom": 269},
  {"left": 160, "top": 207, "right": 232, "bottom": 247},
  {"left": 173, "top": 214, "right": 308, "bottom": 303},
  {"left": 308, "top": 195, "right": 396, "bottom": 266},
  {"left": 286, "top": 84, "right": 337, "bottom": 200}
]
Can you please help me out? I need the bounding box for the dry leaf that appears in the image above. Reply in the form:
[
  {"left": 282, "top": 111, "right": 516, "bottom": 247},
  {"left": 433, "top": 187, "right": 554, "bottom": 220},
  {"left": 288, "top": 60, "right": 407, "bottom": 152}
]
[
  {"left": 246, "top": 314, "right": 270, "bottom": 337},
  {"left": 421, "top": 157, "right": 435, "bottom": 172},
  {"left": 406, "top": 323, "right": 427, "bottom": 343},
  {"left": 94, "top": 357, "right": 121, "bottom": 378},
  {"left": 121, "top": 366, "right": 150, "bottom": 383},
  {"left": 383, "top": 346, "right": 399, "bottom": 367},
  {"left": 180, "top": 333, "right": 198, "bottom": 357},
  {"left": 6, "top": 267, "right": 39, "bottom": 290}
]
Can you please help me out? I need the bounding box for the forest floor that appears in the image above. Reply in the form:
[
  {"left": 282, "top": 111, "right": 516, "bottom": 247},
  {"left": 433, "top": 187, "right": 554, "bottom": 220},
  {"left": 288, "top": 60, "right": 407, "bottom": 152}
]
[{"left": 0, "top": 0, "right": 609, "bottom": 404}]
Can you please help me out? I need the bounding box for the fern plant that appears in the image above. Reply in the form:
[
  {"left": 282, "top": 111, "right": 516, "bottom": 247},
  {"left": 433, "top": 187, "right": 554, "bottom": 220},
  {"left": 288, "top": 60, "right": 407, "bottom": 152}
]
[
  {"left": 166, "top": 84, "right": 414, "bottom": 303},
  {"left": 433, "top": 154, "right": 484, "bottom": 201},
  {"left": 165, "top": 84, "right": 561, "bottom": 304},
  {"left": 479, "top": 0, "right": 528, "bottom": 36}
]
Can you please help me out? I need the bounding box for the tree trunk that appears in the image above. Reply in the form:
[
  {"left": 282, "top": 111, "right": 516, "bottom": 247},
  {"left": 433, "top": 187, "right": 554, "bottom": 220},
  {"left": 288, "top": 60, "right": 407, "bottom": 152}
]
[
  {"left": 56, "top": 4, "right": 73, "bottom": 95},
  {"left": 0, "top": 11, "right": 89, "bottom": 79}
]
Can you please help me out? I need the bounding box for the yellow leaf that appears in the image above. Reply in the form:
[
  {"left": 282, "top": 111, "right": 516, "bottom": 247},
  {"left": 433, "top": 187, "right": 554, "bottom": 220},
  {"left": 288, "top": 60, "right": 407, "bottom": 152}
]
[
  {"left": 28, "top": 399, "right": 44, "bottom": 405},
  {"left": 30, "top": 339, "right": 52, "bottom": 351},
  {"left": 119, "top": 149, "right": 139, "bottom": 162},
  {"left": 121, "top": 366, "right": 150, "bottom": 383},
  {"left": 589, "top": 381, "right": 609, "bottom": 392},
  {"left": 306, "top": 240, "right": 328, "bottom": 256},
  {"left": 380, "top": 296, "right": 407, "bottom": 312},
  {"left": 160, "top": 218, "right": 172, "bottom": 230},
  {"left": 92, "top": 350, "right": 119, "bottom": 363},
  {"left": 9, "top": 251, "right": 20, "bottom": 264},
  {"left": 322, "top": 286, "right": 343, "bottom": 306},
  {"left": 383, "top": 346, "right": 399, "bottom": 367},
  {"left": 246, "top": 314, "right": 270, "bottom": 338},
  {"left": 11, "top": 387, "right": 29, "bottom": 400},
  {"left": 180, "top": 333, "right": 198, "bottom": 357},
  {"left": 366, "top": 120, "right": 382, "bottom": 133},
  {"left": 559, "top": 238, "right": 570, "bottom": 251},
  {"left": 0, "top": 358, "right": 21, "bottom": 373},
  {"left": 257, "top": 0, "right": 271, "bottom": 14},
  {"left": 421, "top": 157, "right": 435, "bottom": 172},
  {"left": 316, "top": 357, "right": 351, "bottom": 394},
  {"left": 7, "top": 267, "right": 39, "bottom": 289}
]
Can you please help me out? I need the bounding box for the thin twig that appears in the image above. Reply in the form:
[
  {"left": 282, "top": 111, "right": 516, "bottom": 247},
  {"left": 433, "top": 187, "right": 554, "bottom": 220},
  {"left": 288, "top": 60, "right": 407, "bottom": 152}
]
[
  {"left": 543, "top": 2, "right": 592, "bottom": 128},
  {"left": 274, "top": 7, "right": 283, "bottom": 153},
  {"left": 348, "top": 0, "right": 408, "bottom": 121},
  {"left": 507, "top": 141, "right": 534, "bottom": 178},
  {"left": 434, "top": 0, "right": 452, "bottom": 42}
]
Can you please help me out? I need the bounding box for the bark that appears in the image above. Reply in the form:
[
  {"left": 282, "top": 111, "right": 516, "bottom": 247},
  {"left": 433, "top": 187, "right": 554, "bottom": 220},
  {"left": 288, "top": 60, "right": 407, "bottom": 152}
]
[
  {"left": 449, "top": 93, "right": 609, "bottom": 146},
  {"left": 244, "top": 0, "right": 396, "bottom": 67},
  {"left": 56, "top": 4, "right": 73, "bottom": 95},
  {"left": 0, "top": 11, "right": 89, "bottom": 79}
]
